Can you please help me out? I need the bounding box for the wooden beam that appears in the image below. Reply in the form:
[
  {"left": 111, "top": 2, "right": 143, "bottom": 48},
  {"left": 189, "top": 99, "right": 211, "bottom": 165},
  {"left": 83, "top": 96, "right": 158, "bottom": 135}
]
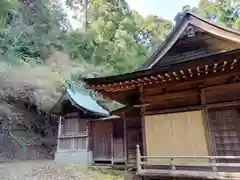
[
  {"left": 57, "top": 116, "right": 62, "bottom": 151},
  {"left": 203, "top": 82, "right": 240, "bottom": 93},
  {"left": 200, "top": 89, "right": 217, "bottom": 156},
  {"left": 122, "top": 113, "right": 127, "bottom": 170},
  {"left": 139, "top": 85, "right": 147, "bottom": 158},
  {"left": 144, "top": 90, "right": 199, "bottom": 103},
  {"left": 142, "top": 68, "right": 240, "bottom": 96},
  {"left": 86, "top": 121, "right": 89, "bottom": 152},
  {"left": 110, "top": 105, "right": 134, "bottom": 115},
  {"left": 191, "top": 16, "right": 240, "bottom": 43},
  {"left": 144, "top": 100, "right": 240, "bottom": 116},
  {"left": 145, "top": 105, "right": 202, "bottom": 116},
  {"left": 136, "top": 169, "right": 240, "bottom": 179},
  {"left": 111, "top": 121, "right": 114, "bottom": 165},
  {"left": 206, "top": 100, "right": 240, "bottom": 109},
  {"left": 95, "top": 65, "right": 240, "bottom": 93}
]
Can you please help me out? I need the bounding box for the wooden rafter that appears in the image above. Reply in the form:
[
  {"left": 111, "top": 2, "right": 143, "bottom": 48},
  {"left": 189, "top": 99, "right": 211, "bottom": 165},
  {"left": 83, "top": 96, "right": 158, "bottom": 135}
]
[{"left": 91, "top": 57, "right": 240, "bottom": 94}]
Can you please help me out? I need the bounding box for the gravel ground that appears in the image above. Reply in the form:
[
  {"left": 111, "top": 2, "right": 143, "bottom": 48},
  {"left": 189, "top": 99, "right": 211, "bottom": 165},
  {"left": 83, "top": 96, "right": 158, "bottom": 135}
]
[{"left": 0, "top": 160, "right": 124, "bottom": 180}]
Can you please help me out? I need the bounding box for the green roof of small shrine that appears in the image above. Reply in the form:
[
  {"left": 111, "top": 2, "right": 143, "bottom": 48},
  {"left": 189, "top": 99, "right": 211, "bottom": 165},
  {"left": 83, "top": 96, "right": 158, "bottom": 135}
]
[{"left": 66, "top": 86, "right": 109, "bottom": 117}]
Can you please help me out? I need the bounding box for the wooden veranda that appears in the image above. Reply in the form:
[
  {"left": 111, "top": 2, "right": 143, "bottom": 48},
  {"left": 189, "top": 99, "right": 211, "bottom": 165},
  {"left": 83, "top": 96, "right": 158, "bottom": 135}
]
[{"left": 136, "top": 145, "right": 240, "bottom": 179}]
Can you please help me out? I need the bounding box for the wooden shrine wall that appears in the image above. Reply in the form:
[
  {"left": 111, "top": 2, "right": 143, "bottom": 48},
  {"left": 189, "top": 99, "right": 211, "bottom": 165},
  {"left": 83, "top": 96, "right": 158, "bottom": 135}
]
[
  {"left": 204, "top": 83, "right": 240, "bottom": 159},
  {"left": 91, "top": 119, "right": 124, "bottom": 163},
  {"left": 58, "top": 112, "right": 88, "bottom": 151},
  {"left": 144, "top": 111, "right": 209, "bottom": 164},
  {"left": 208, "top": 107, "right": 240, "bottom": 158},
  {"left": 125, "top": 109, "right": 143, "bottom": 164},
  {"left": 62, "top": 112, "right": 87, "bottom": 135},
  {"left": 113, "top": 119, "right": 124, "bottom": 163},
  {"left": 204, "top": 83, "right": 240, "bottom": 104},
  {"left": 92, "top": 121, "right": 112, "bottom": 161}
]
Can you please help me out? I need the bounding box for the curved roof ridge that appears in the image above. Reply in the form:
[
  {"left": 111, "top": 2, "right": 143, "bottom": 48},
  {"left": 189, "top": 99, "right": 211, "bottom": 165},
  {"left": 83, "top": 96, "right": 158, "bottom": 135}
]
[{"left": 139, "top": 11, "right": 240, "bottom": 70}]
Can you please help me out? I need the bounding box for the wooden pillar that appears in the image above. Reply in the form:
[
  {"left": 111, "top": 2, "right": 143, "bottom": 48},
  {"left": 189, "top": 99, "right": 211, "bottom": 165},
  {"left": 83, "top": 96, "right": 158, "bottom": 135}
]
[
  {"left": 200, "top": 89, "right": 217, "bottom": 156},
  {"left": 57, "top": 116, "right": 62, "bottom": 151},
  {"left": 86, "top": 121, "right": 89, "bottom": 151},
  {"left": 141, "top": 107, "right": 147, "bottom": 157},
  {"left": 111, "top": 121, "right": 114, "bottom": 165},
  {"left": 139, "top": 85, "right": 147, "bottom": 157},
  {"left": 123, "top": 113, "right": 127, "bottom": 170}
]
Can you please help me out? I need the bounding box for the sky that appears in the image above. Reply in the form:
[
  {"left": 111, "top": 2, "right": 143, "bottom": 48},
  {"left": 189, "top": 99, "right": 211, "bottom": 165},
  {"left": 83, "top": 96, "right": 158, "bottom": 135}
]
[{"left": 126, "top": 0, "right": 200, "bottom": 21}]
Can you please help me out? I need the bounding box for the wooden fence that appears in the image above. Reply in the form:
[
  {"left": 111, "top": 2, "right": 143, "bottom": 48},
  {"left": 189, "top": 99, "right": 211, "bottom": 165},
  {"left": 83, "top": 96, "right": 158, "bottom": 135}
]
[
  {"left": 136, "top": 145, "right": 240, "bottom": 179},
  {"left": 57, "top": 116, "right": 88, "bottom": 152},
  {"left": 58, "top": 134, "right": 88, "bottom": 151}
]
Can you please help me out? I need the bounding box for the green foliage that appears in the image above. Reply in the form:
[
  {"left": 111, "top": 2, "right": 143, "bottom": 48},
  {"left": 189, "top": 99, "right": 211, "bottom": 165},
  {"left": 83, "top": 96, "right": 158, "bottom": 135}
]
[
  {"left": 65, "top": 0, "right": 172, "bottom": 73},
  {"left": 0, "top": 0, "right": 239, "bottom": 77},
  {"left": 0, "top": 0, "right": 18, "bottom": 27},
  {"left": 0, "top": 0, "right": 69, "bottom": 64},
  {"left": 176, "top": 0, "right": 240, "bottom": 30}
]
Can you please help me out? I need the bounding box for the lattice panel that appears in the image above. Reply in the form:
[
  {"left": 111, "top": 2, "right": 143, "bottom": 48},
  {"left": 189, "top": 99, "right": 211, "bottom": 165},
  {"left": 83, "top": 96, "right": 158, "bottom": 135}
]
[
  {"left": 74, "top": 137, "right": 87, "bottom": 150},
  {"left": 59, "top": 138, "right": 72, "bottom": 150},
  {"left": 59, "top": 137, "right": 87, "bottom": 150},
  {"left": 209, "top": 108, "right": 240, "bottom": 162}
]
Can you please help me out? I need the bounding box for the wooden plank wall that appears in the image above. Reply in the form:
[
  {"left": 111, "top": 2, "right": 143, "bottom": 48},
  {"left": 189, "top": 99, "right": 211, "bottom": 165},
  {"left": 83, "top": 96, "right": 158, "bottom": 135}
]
[
  {"left": 113, "top": 119, "right": 124, "bottom": 162},
  {"left": 88, "top": 119, "right": 125, "bottom": 164},
  {"left": 58, "top": 112, "right": 88, "bottom": 151},
  {"left": 62, "top": 112, "right": 87, "bottom": 136},
  {"left": 144, "top": 111, "right": 209, "bottom": 164},
  {"left": 58, "top": 137, "right": 87, "bottom": 150},
  {"left": 208, "top": 108, "right": 240, "bottom": 161},
  {"left": 92, "top": 121, "right": 113, "bottom": 161},
  {"left": 125, "top": 109, "right": 143, "bottom": 164},
  {"left": 204, "top": 83, "right": 240, "bottom": 160}
]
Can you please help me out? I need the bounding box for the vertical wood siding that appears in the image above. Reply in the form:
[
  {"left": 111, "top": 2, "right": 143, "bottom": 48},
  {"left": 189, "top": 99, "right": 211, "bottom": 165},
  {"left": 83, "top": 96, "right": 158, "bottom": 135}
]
[
  {"left": 113, "top": 138, "right": 124, "bottom": 162},
  {"left": 58, "top": 112, "right": 88, "bottom": 151},
  {"left": 126, "top": 115, "right": 142, "bottom": 164},
  {"left": 92, "top": 121, "right": 113, "bottom": 161},
  {"left": 58, "top": 137, "right": 87, "bottom": 150},
  {"left": 145, "top": 111, "right": 209, "bottom": 164},
  {"left": 113, "top": 119, "right": 124, "bottom": 162},
  {"left": 63, "top": 118, "right": 87, "bottom": 135}
]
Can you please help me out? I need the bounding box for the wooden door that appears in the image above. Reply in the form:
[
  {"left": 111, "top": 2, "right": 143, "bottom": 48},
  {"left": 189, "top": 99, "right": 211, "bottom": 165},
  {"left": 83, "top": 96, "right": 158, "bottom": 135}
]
[{"left": 92, "top": 121, "right": 113, "bottom": 162}]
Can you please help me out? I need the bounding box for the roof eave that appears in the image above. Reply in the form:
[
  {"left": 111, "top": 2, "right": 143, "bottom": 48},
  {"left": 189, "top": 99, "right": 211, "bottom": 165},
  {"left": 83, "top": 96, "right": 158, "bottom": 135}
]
[
  {"left": 138, "top": 11, "right": 240, "bottom": 70},
  {"left": 67, "top": 93, "right": 109, "bottom": 117},
  {"left": 83, "top": 48, "right": 240, "bottom": 86}
]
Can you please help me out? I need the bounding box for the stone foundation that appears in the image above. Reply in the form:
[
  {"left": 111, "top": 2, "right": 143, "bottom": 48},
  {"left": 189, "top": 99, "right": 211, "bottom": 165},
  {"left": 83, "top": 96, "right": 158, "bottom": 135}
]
[{"left": 54, "top": 150, "right": 93, "bottom": 165}]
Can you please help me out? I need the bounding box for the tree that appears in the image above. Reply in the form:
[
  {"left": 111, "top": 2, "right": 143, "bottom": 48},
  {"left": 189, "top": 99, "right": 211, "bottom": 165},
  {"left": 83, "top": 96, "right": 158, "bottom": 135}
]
[
  {"left": 176, "top": 0, "right": 240, "bottom": 30},
  {"left": 174, "top": 5, "right": 199, "bottom": 25},
  {"left": 0, "top": 0, "right": 18, "bottom": 27},
  {"left": 0, "top": 0, "right": 69, "bottom": 63},
  {"left": 65, "top": 0, "right": 172, "bottom": 73},
  {"left": 143, "top": 15, "right": 172, "bottom": 51}
]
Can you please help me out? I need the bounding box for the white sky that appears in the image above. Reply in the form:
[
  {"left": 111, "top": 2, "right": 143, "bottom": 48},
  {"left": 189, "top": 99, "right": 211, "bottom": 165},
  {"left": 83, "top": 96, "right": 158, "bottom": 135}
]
[{"left": 126, "top": 0, "right": 200, "bottom": 20}]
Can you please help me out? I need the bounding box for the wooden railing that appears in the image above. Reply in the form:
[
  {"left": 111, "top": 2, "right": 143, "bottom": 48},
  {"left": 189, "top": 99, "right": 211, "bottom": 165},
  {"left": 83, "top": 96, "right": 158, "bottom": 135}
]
[
  {"left": 58, "top": 131, "right": 87, "bottom": 138},
  {"left": 58, "top": 134, "right": 88, "bottom": 151},
  {"left": 57, "top": 116, "right": 89, "bottom": 151},
  {"left": 136, "top": 145, "right": 240, "bottom": 179}
]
